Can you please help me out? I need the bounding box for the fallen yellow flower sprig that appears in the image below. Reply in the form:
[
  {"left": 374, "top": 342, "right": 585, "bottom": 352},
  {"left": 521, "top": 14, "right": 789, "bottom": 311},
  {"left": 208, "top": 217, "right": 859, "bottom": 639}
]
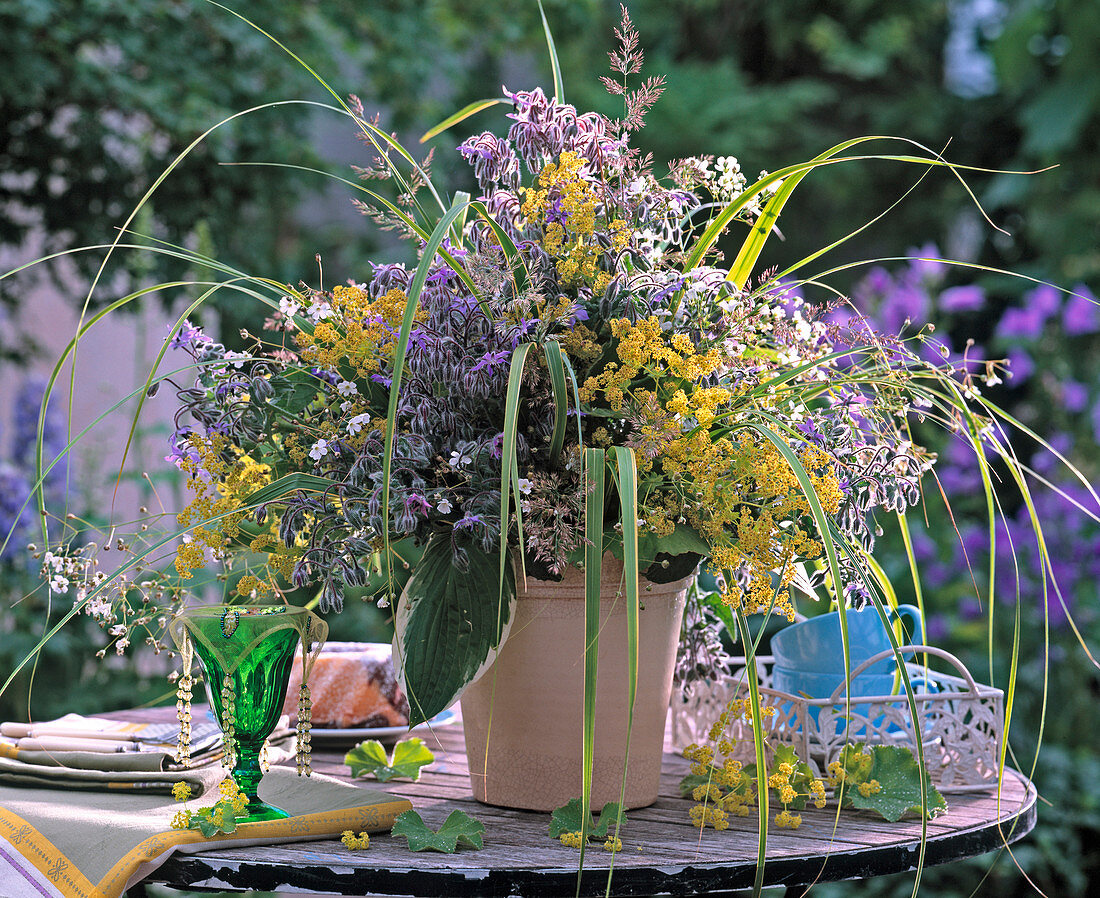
[{"left": 169, "top": 778, "right": 250, "bottom": 837}]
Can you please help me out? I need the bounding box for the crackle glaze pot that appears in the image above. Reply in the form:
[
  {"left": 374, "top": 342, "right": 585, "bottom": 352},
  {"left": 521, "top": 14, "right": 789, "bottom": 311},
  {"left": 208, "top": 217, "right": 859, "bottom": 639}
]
[{"left": 460, "top": 556, "right": 691, "bottom": 812}]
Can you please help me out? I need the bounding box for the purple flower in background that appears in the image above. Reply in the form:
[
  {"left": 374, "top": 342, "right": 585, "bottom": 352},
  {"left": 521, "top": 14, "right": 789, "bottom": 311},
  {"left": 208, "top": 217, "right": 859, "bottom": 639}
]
[
  {"left": 939, "top": 285, "right": 985, "bottom": 312},
  {"left": 937, "top": 438, "right": 983, "bottom": 494},
  {"left": 861, "top": 266, "right": 894, "bottom": 298},
  {"left": 922, "top": 562, "right": 951, "bottom": 590},
  {"left": 995, "top": 305, "right": 1045, "bottom": 341},
  {"left": 907, "top": 243, "right": 946, "bottom": 283},
  {"left": 958, "top": 597, "right": 984, "bottom": 622},
  {"left": 878, "top": 283, "right": 930, "bottom": 334},
  {"left": 1032, "top": 432, "right": 1073, "bottom": 475},
  {"left": 10, "top": 378, "right": 67, "bottom": 511},
  {"left": 1025, "top": 283, "right": 1061, "bottom": 321},
  {"left": 0, "top": 463, "right": 32, "bottom": 561},
  {"left": 925, "top": 613, "right": 950, "bottom": 643},
  {"left": 1004, "top": 347, "right": 1034, "bottom": 386},
  {"left": 1062, "top": 380, "right": 1089, "bottom": 413},
  {"left": 1062, "top": 285, "right": 1100, "bottom": 335}
]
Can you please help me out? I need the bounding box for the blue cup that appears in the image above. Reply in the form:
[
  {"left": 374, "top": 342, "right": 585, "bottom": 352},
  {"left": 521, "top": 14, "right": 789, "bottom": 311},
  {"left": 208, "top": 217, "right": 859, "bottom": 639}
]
[
  {"left": 770, "top": 605, "right": 922, "bottom": 676},
  {"left": 770, "top": 663, "right": 937, "bottom": 736}
]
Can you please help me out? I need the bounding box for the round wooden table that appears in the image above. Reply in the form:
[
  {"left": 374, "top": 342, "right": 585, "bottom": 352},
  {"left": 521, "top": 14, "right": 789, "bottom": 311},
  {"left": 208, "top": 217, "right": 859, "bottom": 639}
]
[{"left": 135, "top": 717, "right": 1036, "bottom": 897}]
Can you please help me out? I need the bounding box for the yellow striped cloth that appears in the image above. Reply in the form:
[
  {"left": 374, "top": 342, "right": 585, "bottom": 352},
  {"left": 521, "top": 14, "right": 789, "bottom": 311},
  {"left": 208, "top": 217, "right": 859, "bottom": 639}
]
[{"left": 0, "top": 764, "right": 411, "bottom": 898}]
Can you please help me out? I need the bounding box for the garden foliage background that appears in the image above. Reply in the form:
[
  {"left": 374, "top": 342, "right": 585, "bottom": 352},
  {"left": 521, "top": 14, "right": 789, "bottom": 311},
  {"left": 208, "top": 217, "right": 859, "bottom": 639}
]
[{"left": 1, "top": 1, "right": 1098, "bottom": 894}]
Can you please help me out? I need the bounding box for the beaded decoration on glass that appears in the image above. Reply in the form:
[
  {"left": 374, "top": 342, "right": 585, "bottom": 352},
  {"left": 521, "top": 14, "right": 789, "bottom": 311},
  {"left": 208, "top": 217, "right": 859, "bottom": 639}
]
[
  {"left": 220, "top": 674, "right": 238, "bottom": 770},
  {"left": 296, "top": 683, "right": 313, "bottom": 776},
  {"left": 175, "top": 632, "right": 194, "bottom": 767}
]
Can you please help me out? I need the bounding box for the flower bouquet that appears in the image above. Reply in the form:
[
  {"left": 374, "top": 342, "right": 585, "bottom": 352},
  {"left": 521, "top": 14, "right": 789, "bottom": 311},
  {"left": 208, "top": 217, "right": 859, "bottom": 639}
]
[{"left": 5, "top": 6, "right": 1080, "bottom": 824}]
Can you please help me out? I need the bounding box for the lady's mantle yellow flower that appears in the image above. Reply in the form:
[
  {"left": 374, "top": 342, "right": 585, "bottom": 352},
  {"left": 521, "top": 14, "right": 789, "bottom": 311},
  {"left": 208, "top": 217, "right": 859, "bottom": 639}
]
[
  {"left": 558, "top": 831, "right": 585, "bottom": 849},
  {"left": 341, "top": 830, "right": 371, "bottom": 850},
  {"left": 172, "top": 781, "right": 192, "bottom": 802}
]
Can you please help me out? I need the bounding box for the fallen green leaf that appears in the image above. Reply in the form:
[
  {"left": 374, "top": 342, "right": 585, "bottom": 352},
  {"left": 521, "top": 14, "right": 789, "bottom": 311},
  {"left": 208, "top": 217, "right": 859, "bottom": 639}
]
[
  {"left": 842, "top": 743, "right": 947, "bottom": 823},
  {"left": 390, "top": 809, "right": 485, "bottom": 852},
  {"left": 548, "top": 798, "right": 627, "bottom": 840},
  {"left": 345, "top": 737, "right": 434, "bottom": 783}
]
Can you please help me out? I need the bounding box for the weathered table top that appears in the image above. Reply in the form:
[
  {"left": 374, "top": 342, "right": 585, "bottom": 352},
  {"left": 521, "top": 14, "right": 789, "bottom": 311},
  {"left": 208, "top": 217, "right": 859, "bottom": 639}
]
[{"left": 132, "top": 713, "right": 1036, "bottom": 897}]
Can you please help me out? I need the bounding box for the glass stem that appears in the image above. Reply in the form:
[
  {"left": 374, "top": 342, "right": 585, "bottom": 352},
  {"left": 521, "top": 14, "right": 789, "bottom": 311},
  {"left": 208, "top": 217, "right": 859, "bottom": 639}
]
[{"left": 233, "top": 739, "right": 265, "bottom": 807}]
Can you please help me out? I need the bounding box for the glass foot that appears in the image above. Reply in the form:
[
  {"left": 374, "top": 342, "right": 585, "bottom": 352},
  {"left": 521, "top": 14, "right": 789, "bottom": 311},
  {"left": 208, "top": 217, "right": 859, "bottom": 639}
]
[{"left": 238, "top": 797, "right": 290, "bottom": 823}]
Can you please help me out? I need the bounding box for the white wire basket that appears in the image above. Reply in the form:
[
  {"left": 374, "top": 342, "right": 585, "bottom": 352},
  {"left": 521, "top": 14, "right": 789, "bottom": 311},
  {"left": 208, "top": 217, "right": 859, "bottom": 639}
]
[{"left": 669, "top": 645, "right": 1004, "bottom": 792}]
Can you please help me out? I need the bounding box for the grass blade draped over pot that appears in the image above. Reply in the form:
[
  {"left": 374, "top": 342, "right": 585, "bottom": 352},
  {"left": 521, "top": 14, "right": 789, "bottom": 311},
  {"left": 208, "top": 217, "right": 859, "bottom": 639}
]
[
  {"left": 579, "top": 446, "right": 605, "bottom": 884},
  {"left": 393, "top": 533, "right": 515, "bottom": 727},
  {"left": 500, "top": 343, "right": 534, "bottom": 591},
  {"left": 543, "top": 340, "right": 569, "bottom": 469},
  {"left": 606, "top": 446, "right": 639, "bottom": 894}
]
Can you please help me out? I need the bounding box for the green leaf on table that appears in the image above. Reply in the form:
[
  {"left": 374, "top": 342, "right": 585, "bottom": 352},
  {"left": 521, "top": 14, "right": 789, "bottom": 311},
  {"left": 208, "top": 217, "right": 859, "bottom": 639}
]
[
  {"left": 844, "top": 744, "right": 947, "bottom": 823},
  {"left": 390, "top": 809, "right": 485, "bottom": 852},
  {"left": 345, "top": 737, "right": 434, "bottom": 782},
  {"left": 548, "top": 798, "right": 627, "bottom": 840},
  {"left": 189, "top": 803, "right": 238, "bottom": 838}
]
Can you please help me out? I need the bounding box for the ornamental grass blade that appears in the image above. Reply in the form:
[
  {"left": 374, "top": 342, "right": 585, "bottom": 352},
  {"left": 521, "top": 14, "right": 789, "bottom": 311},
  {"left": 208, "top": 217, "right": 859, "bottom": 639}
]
[
  {"left": 537, "top": 0, "right": 564, "bottom": 103},
  {"left": 735, "top": 610, "right": 771, "bottom": 898},
  {"left": 501, "top": 343, "right": 534, "bottom": 592},
  {"left": 382, "top": 195, "right": 470, "bottom": 570},
  {"left": 209, "top": 1, "right": 448, "bottom": 220},
  {"left": 606, "top": 446, "right": 639, "bottom": 895},
  {"left": 543, "top": 340, "right": 569, "bottom": 469},
  {"left": 420, "top": 98, "right": 506, "bottom": 143},
  {"left": 579, "top": 446, "right": 605, "bottom": 886},
  {"left": 244, "top": 473, "right": 339, "bottom": 507},
  {"left": 385, "top": 196, "right": 472, "bottom": 692}
]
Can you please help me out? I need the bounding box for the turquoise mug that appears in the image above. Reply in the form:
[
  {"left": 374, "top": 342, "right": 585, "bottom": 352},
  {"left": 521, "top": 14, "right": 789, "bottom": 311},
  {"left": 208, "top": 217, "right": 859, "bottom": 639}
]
[
  {"left": 770, "top": 605, "right": 922, "bottom": 676},
  {"left": 770, "top": 663, "right": 938, "bottom": 736}
]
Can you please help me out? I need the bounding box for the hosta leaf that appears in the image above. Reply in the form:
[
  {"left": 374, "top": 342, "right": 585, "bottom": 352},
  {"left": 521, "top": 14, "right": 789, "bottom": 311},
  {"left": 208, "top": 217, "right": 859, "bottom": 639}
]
[
  {"left": 639, "top": 522, "right": 710, "bottom": 562},
  {"left": 548, "top": 798, "right": 626, "bottom": 840},
  {"left": 845, "top": 744, "right": 947, "bottom": 822},
  {"left": 390, "top": 809, "right": 485, "bottom": 852},
  {"left": 393, "top": 534, "right": 516, "bottom": 725},
  {"left": 345, "top": 737, "right": 434, "bottom": 783}
]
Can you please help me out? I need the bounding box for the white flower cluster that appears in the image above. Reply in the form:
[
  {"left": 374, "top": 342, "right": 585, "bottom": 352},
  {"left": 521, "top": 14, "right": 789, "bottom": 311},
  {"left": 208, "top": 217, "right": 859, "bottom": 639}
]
[
  {"left": 41, "top": 548, "right": 115, "bottom": 623},
  {"left": 710, "top": 155, "right": 747, "bottom": 201}
]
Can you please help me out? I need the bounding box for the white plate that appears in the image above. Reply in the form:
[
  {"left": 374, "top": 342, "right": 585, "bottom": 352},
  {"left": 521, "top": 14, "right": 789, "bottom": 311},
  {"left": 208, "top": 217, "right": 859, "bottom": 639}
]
[{"left": 309, "top": 708, "right": 457, "bottom": 744}]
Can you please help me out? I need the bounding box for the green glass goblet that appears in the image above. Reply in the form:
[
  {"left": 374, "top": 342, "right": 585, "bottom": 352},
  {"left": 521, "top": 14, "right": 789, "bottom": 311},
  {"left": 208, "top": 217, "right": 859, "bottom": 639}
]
[{"left": 170, "top": 604, "right": 327, "bottom": 822}]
